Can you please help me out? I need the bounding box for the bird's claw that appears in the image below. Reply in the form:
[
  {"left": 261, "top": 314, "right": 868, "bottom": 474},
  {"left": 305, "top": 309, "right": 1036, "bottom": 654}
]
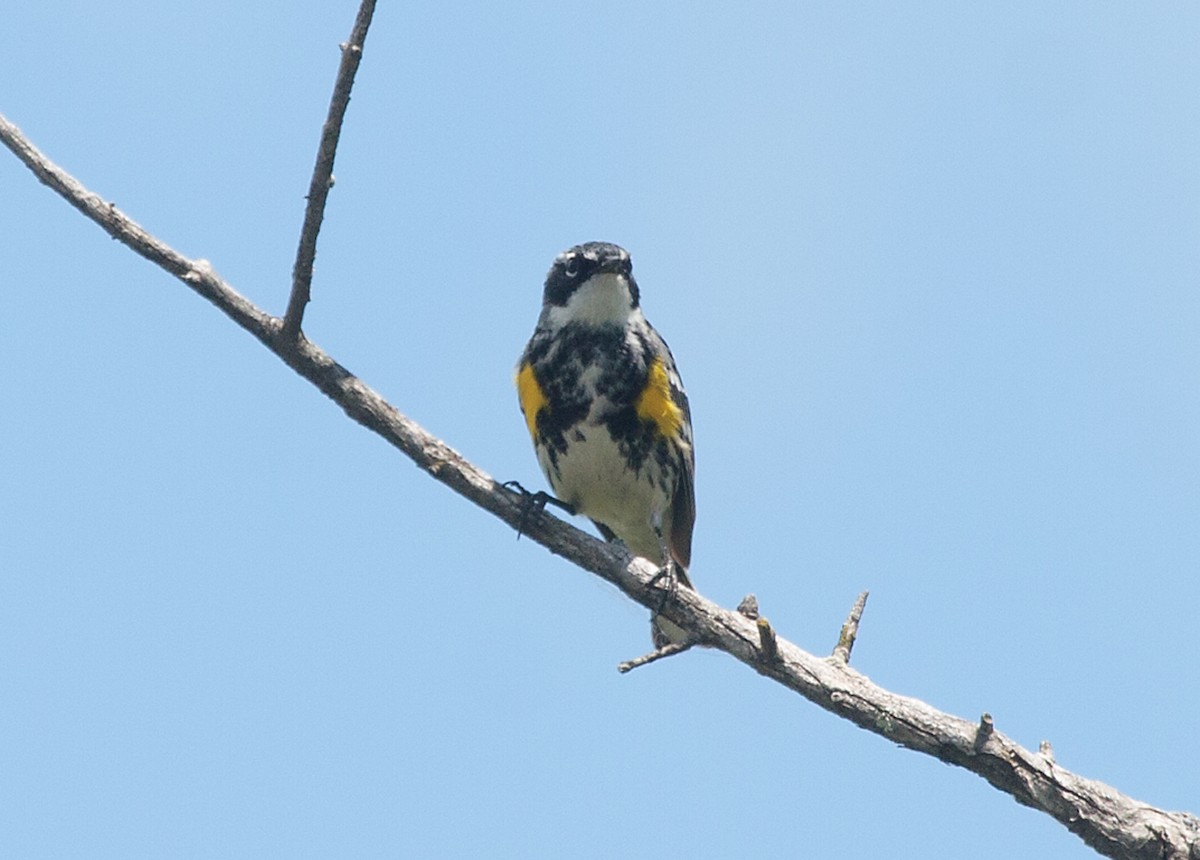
[{"left": 503, "top": 481, "right": 575, "bottom": 539}]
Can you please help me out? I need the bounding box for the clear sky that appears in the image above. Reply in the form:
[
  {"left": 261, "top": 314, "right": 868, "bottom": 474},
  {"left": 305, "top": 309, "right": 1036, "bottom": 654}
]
[{"left": 3, "top": 2, "right": 1197, "bottom": 858}]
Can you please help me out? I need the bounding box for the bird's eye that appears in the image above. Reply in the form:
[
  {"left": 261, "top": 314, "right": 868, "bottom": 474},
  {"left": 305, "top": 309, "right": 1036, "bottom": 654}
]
[{"left": 563, "top": 259, "right": 579, "bottom": 278}]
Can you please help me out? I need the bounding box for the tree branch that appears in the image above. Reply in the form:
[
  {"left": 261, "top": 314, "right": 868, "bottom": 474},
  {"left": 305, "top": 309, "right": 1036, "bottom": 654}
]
[
  {"left": 617, "top": 642, "right": 692, "bottom": 674},
  {"left": 3, "top": 107, "right": 1198, "bottom": 860},
  {"left": 831, "top": 590, "right": 869, "bottom": 664},
  {"left": 281, "top": 0, "right": 377, "bottom": 341}
]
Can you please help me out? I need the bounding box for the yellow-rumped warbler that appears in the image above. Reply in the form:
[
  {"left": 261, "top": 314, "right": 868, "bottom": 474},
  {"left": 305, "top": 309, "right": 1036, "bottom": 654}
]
[{"left": 516, "top": 242, "right": 696, "bottom": 646}]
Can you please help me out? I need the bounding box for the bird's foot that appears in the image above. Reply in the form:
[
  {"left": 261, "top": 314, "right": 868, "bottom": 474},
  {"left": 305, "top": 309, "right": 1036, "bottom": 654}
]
[{"left": 502, "top": 480, "right": 576, "bottom": 539}]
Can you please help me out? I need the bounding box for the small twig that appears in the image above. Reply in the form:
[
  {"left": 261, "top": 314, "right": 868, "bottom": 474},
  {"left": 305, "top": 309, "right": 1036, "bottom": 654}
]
[
  {"left": 618, "top": 641, "right": 692, "bottom": 674},
  {"left": 974, "top": 713, "right": 995, "bottom": 752},
  {"left": 1040, "top": 740, "right": 1056, "bottom": 763},
  {"left": 281, "top": 0, "right": 377, "bottom": 341},
  {"left": 736, "top": 594, "right": 760, "bottom": 619},
  {"left": 757, "top": 617, "right": 779, "bottom": 664},
  {"left": 831, "top": 590, "right": 869, "bottom": 664}
]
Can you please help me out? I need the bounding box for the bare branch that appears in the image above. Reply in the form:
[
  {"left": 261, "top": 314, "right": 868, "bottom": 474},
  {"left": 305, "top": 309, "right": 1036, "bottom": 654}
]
[
  {"left": 281, "top": 0, "right": 377, "bottom": 341},
  {"left": 617, "top": 642, "right": 692, "bottom": 674},
  {"left": 831, "top": 590, "right": 869, "bottom": 664},
  {"left": 3, "top": 113, "right": 1198, "bottom": 860},
  {"left": 0, "top": 115, "right": 274, "bottom": 344}
]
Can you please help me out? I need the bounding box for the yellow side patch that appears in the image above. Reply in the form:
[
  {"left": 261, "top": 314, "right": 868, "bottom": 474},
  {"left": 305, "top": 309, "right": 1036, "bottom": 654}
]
[
  {"left": 516, "top": 362, "right": 548, "bottom": 440},
  {"left": 636, "top": 357, "right": 684, "bottom": 440}
]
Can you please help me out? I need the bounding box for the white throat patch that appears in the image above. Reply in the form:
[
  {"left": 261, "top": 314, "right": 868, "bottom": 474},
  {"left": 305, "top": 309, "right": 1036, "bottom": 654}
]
[{"left": 546, "top": 273, "right": 636, "bottom": 328}]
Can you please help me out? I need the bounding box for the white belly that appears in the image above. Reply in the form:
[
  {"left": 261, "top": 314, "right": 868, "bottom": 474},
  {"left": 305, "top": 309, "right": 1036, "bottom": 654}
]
[{"left": 537, "top": 426, "right": 665, "bottom": 562}]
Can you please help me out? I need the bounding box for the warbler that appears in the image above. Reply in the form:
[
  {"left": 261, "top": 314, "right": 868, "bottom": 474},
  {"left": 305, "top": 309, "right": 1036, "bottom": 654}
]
[{"left": 516, "top": 242, "right": 696, "bottom": 646}]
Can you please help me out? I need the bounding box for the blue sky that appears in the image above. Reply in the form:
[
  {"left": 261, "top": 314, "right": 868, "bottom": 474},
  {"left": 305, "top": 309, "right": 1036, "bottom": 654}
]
[{"left": 3, "top": 2, "right": 1197, "bottom": 857}]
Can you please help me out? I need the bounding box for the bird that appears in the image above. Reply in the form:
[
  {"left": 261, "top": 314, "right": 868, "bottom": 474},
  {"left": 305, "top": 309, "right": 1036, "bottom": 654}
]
[{"left": 515, "top": 241, "right": 695, "bottom": 647}]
